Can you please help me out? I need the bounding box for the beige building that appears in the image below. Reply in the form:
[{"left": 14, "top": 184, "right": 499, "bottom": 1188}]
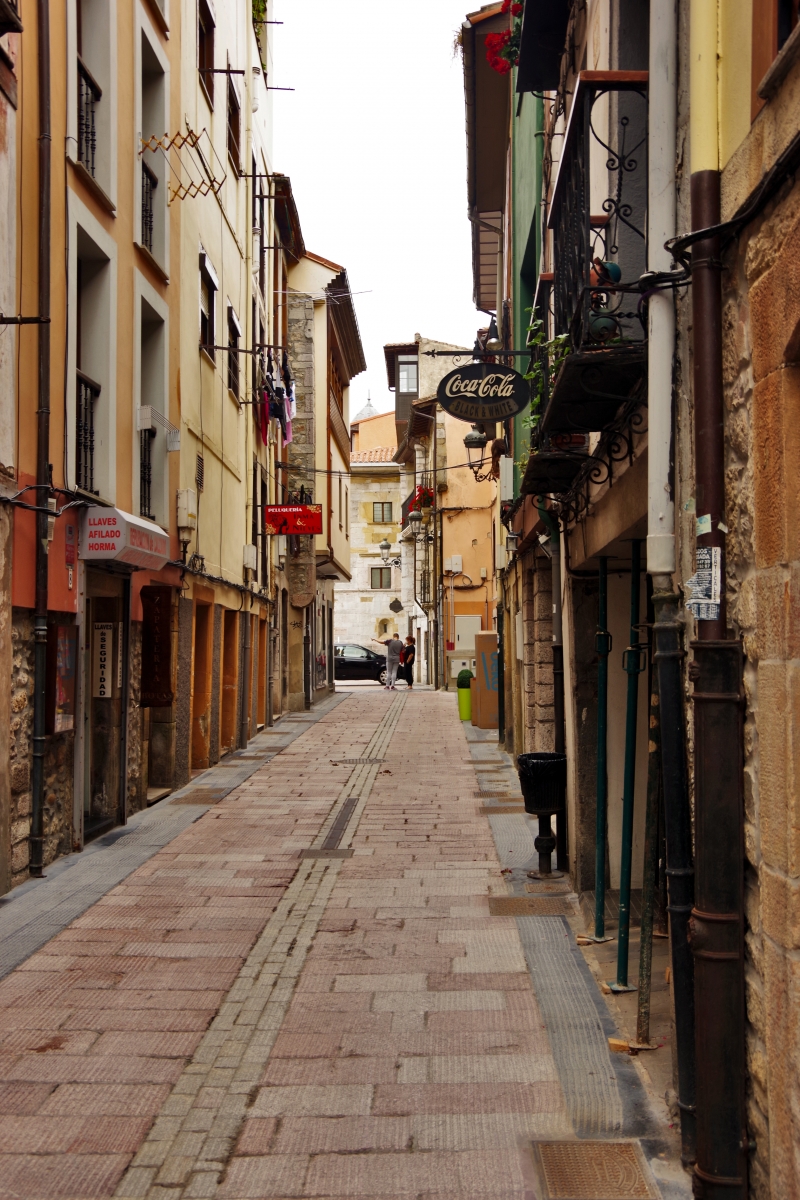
[{"left": 334, "top": 407, "right": 404, "bottom": 659}]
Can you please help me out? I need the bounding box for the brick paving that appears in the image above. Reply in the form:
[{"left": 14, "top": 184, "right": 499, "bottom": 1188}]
[{"left": 0, "top": 690, "right": 684, "bottom": 1199}]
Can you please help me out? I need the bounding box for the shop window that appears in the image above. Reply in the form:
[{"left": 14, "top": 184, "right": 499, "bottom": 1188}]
[
  {"left": 198, "top": 0, "right": 214, "bottom": 106},
  {"left": 371, "top": 567, "right": 391, "bottom": 590},
  {"left": 373, "top": 502, "right": 392, "bottom": 523}
]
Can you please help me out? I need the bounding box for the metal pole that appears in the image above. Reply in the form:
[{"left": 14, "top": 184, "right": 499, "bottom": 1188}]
[
  {"left": 653, "top": 587, "right": 696, "bottom": 1166},
  {"left": 613, "top": 539, "right": 643, "bottom": 990},
  {"left": 30, "top": 0, "right": 53, "bottom": 877},
  {"left": 594, "top": 557, "right": 610, "bottom": 939}
]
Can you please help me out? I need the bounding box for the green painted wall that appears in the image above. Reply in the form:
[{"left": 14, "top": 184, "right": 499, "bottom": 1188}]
[{"left": 511, "top": 84, "right": 543, "bottom": 495}]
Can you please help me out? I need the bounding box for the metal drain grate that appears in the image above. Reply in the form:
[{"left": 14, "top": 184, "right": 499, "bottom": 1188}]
[
  {"left": 170, "top": 790, "right": 227, "bottom": 806},
  {"left": 474, "top": 789, "right": 524, "bottom": 799},
  {"left": 300, "top": 849, "right": 354, "bottom": 860},
  {"left": 530, "top": 1140, "right": 659, "bottom": 1199},
  {"left": 333, "top": 758, "right": 385, "bottom": 765},
  {"left": 478, "top": 804, "right": 527, "bottom": 815},
  {"left": 525, "top": 882, "right": 572, "bottom": 895},
  {"left": 488, "top": 896, "right": 573, "bottom": 916}
]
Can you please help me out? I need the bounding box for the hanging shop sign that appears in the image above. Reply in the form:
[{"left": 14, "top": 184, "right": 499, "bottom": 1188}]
[
  {"left": 263, "top": 505, "right": 323, "bottom": 536},
  {"left": 80, "top": 507, "right": 170, "bottom": 570},
  {"left": 140, "top": 586, "right": 174, "bottom": 706},
  {"left": 436, "top": 362, "right": 530, "bottom": 423}
]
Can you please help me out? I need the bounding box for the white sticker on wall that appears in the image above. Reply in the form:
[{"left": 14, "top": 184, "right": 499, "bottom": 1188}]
[
  {"left": 685, "top": 547, "right": 721, "bottom": 621},
  {"left": 695, "top": 513, "right": 712, "bottom": 536}
]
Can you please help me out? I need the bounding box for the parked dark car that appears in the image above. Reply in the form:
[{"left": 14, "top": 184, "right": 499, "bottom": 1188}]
[{"left": 334, "top": 643, "right": 387, "bottom": 684}]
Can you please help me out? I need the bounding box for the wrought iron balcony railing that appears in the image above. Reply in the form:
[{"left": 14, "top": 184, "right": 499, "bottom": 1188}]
[
  {"left": 536, "top": 70, "right": 648, "bottom": 436},
  {"left": 77, "top": 58, "right": 101, "bottom": 177},
  {"left": 141, "top": 162, "right": 157, "bottom": 252},
  {"left": 76, "top": 370, "right": 100, "bottom": 494},
  {"left": 550, "top": 70, "right": 648, "bottom": 350}
]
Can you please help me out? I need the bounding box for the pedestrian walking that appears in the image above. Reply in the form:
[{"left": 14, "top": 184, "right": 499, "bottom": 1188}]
[
  {"left": 374, "top": 634, "right": 404, "bottom": 690},
  {"left": 402, "top": 636, "right": 416, "bottom": 689}
]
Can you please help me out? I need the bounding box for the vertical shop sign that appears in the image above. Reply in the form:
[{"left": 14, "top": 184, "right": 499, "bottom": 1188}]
[
  {"left": 140, "top": 586, "right": 174, "bottom": 706},
  {"left": 93, "top": 623, "right": 114, "bottom": 698}
]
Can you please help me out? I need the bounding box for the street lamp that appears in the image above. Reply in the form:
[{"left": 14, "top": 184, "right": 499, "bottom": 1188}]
[
  {"left": 484, "top": 313, "right": 502, "bottom": 353},
  {"left": 379, "top": 538, "right": 401, "bottom": 567},
  {"left": 463, "top": 425, "right": 494, "bottom": 482}
]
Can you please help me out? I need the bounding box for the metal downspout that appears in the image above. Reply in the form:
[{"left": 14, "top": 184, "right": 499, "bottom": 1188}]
[
  {"left": 30, "top": 0, "right": 52, "bottom": 877},
  {"left": 647, "top": 0, "right": 697, "bottom": 1166},
  {"left": 689, "top": 4, "right": 747, "bottom": 1194},
  {"left": 594, "top": 557, "right": 610, "bottom": 939},
  {"left": 612, "top": 540, "right": 644, "bottom": 991}
]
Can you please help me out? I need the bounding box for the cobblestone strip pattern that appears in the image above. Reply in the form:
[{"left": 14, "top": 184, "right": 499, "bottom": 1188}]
[
  {"left": 114, "top": 697, "right": 407, "bottom": 1200},
  {"left": 0, "top": 694, "right": 394, "bottom": 1200},
  {"left": 0, "top": 695, "right": 347, "bottom": 981},
  {"left": 219, "top": 692, "right": 571, "bottom": 1200}
]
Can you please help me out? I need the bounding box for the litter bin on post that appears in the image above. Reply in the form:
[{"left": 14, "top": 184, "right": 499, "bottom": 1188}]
[{"left": 516, "top": 752, "right": 567, "bottom": 878}]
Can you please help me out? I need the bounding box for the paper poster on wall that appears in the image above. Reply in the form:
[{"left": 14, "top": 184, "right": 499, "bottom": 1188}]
[
  {"left": 93, "top": 623, "right": 114, "bottom": 698},
  {"left": 46, "top": 624, "right": 78, "bottom": 734}
]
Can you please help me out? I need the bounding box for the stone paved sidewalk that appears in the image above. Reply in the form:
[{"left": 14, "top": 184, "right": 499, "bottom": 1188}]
[{"left": 0, "top": 690, "right": 688, "bottom": 1199}]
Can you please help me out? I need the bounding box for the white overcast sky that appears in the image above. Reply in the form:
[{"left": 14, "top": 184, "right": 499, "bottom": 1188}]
[{"left": 272, "top": 0, "right": 481, "bottom": 417}]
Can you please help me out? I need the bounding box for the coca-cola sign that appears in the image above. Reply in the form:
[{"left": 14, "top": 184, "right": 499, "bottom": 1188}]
[{"left": 436, "top": 362, "right": 530, "bottom": 422}]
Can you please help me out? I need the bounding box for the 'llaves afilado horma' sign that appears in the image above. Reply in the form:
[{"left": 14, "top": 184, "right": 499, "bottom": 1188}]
[{"left": 436, "top": 363, "right": 530, "bottom": 422}]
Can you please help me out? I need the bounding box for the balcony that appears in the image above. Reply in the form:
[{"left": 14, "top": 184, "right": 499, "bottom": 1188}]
[
  {"left": 401, "top": 484, "right": 434, "bottom": 531},
  {"left": 141, "top": 162, "right": 157, "bottom": 253},
  {"left": 76, "top": 370, "right": 100, "bottom": 494},
  {"left": 77, "top": 58, "right": 101, "bottom": 178},
  {"left": 541, "top": 71, "right": 648, "bottom": 435}
]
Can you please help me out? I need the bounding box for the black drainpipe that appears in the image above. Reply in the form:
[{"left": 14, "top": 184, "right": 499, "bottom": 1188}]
[
  {"left": 689, "top": 171, "right": 747, "bottom": 1199},
  {"left": 30, "top": 0, "right": 52, "bottom": 877}
]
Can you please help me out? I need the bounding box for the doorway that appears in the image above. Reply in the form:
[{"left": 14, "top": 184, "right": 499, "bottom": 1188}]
[
  {"left": 82, "top": 569, "right": 127, "bottom": 841},
  {"left": 220, "top": 609, "right": 239, "bottom": 754}
]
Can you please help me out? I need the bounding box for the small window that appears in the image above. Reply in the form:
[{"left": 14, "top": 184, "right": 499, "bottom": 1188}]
[
  {"left": 397, "top": 355, "right": 418, "bottom": 396},
  {"left": 227, "top": 305, "right": 240, "bottom": 396},
  {"left": 371, "top": 567, "right": 392, "bottom": 590},
  {"left": 227, "top": 76, "right": 240, "bottom": 173},
  {"left": 373, "top": 502, "right": 392, "bottom": 523},
  {"left": 198, "top": 0, "right": 215, "bottom": 106},
  {"left": 199, "top": 254, "right": 217, "bottom": 359}
]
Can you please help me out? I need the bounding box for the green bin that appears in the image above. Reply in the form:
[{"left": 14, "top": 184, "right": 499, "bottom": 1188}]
[{"left": 457, "top": 687, "right": 472, "bottom": 721}]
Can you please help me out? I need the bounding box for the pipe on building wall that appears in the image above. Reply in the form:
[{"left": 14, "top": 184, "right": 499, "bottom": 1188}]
[
  {"left": 688, "top": 5, "right": 747, "bottom": 1196},
  {"left": 647, "top": 0, "right": 697, "bottom": 1166},
  {"left": 30, "top": 0, "right": 53, "bottom": 877}
]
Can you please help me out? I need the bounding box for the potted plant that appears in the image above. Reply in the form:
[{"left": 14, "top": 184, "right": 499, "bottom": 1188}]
[{"left": 410, "top": 485, "right": 434, "bottom": 524}]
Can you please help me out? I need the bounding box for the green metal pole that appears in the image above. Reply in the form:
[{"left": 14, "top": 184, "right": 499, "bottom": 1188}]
[
  {"left": 594, "top": 557, "right": 610, "bottom": 939},
  {"left": 614, "top": 540, "right": 644, "bottom": 990}
]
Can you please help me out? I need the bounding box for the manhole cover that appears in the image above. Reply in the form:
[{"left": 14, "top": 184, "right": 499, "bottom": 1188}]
[
  {"left": 170, "top": 790, "right": 226, "bottom": 806},
  {"left": 531, "top": 1141, "right": 659, "bottom": 1199},
  {"left": 488, "top": 897, "right": 573, "bottom": 916}
]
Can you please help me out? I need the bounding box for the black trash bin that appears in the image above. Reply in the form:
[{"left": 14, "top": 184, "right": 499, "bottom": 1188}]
[{"left": 516, "top": 752, "right": 567, "bottom": 816}]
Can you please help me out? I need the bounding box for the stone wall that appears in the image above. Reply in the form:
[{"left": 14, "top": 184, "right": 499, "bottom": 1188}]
[
  {"left": 9, "top": 610, "right": 75, "bottom": 887},
  {"left": 287, "top": 294, "right": 315, "bottom": 498},
  {"left": 127, "top": 621, "right": 146, "bottom": 816},
  {"left": 524, "top": 549, "right": 554, "bottom": 750},
  {"left": 721, "top": 175, "right": 800, "bottom": 1200}
]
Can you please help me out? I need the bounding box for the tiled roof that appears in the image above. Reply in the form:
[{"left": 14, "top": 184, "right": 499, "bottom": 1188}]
[{"left": 350, "top": 446, "right": 397, "bottom": 463}]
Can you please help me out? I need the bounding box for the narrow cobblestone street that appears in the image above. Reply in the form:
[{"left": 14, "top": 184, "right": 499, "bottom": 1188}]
[{"left": 0, "top": 691, "right": 689, "bottom": 1199}]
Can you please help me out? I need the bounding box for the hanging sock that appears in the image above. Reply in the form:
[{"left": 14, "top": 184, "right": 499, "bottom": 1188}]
[{"left": 289, "top": 382, "right": 297, "bottom": 419}]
